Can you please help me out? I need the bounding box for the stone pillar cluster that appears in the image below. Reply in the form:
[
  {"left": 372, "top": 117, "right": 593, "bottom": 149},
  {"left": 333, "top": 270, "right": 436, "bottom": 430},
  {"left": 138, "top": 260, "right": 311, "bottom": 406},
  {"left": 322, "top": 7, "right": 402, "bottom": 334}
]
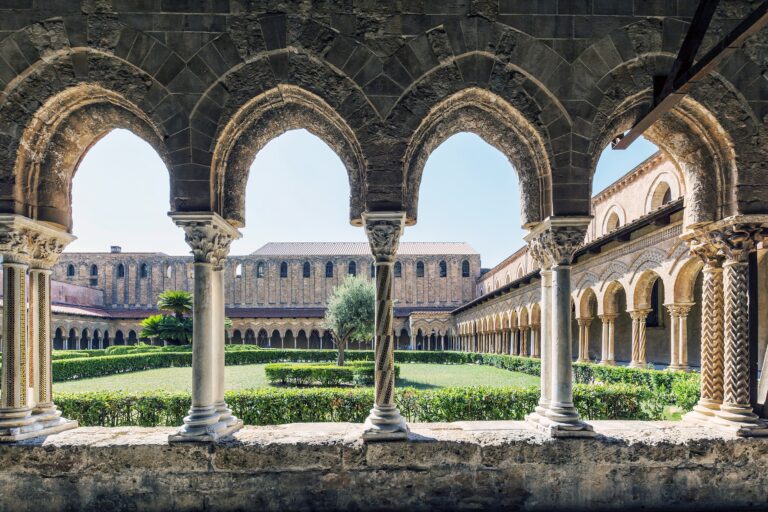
[
  {"left": 576, "top": 318, "right": 591, "bottom": 363},
  {"left": 628, "top": 309, "right": 649, "bottom": 368},
  {"left": 665, "top": 303, "right": 693, "bottom": 371},
  {"left": 682, "top": 218, "right": 768, "bottom": 436},
  {"left": 525, "top": 217, "right": 594, "bottom": 438},
  {"left": 598, "top": 314, "right": 617, "bottom": 365},
  {"left": 0, "top": 215, "right": 77, "bottom": 442},
  {"left": 168, "top": 213, "right": 243, "bottom": 443}
]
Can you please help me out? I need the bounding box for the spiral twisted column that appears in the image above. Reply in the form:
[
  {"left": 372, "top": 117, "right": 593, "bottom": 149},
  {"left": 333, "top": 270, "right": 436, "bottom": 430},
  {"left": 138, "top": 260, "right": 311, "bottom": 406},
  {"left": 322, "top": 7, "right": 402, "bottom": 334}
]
[
  {"left": 169, "top": 212, "right": 242, "bottom": 443},
  {"left": 628, "top": 310, "right": 650, "bottom": 368},
  {"left": 362, "top": 212, "right": 408, "bottom": 441},
  {"left": 707, "top": 223, "right": 768, "bottom": 435}
]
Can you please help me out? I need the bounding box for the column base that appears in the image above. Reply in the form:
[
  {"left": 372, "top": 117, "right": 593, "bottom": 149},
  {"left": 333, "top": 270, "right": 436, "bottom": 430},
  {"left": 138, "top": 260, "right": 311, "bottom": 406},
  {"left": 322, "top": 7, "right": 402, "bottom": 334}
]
[
  {"left": 540, "top": 402, "right": 596, "bottom": 438},
  {"left": 666, "top": 364, "right": 690, "bottom": 372},
  {"left": 682, "top": 399, "right": 720, "bottom": 426},
  {"left": 600, "top": 359, "right": 617, "bottom": 366},
  {"left": 0, "top": 406, "right": 78, "bottom": 442},
  {"left": 168, "top": 404, "right": 243, "bottom": 443},
  {"left": 629, "top": 360, "right": 647, "bottom": 368},
  {"left": 711, "top": 404, "right": 768, "bottom": 437},
  {"left": 214, "top": 401, "right": 240, "bottom": 428},
  {"left": 362, "top": 404, "right": 409, "bottom": 442}
]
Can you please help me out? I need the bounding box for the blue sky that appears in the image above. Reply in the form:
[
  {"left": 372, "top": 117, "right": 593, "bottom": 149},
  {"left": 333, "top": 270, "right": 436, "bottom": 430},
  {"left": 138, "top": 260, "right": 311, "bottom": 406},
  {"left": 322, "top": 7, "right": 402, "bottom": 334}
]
[{"left": 68, "top": 129, "right": 657, "bottom": 267}]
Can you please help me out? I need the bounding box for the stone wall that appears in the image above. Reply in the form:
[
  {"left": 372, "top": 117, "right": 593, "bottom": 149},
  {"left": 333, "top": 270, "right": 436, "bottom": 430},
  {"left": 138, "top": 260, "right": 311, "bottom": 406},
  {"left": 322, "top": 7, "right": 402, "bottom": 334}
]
[{"left": 2, "top": 423, "right": 768, "bottom": 511}]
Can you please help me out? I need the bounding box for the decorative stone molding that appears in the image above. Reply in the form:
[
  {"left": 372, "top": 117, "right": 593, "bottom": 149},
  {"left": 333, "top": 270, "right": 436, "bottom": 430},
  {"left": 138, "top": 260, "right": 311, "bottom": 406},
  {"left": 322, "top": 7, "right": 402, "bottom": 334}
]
[
  {"left": 169, "top": 212, "right": 241, "bottom": 269},
  {"left": 525, "top": 217, "right": 591, "bottom": 268},
  {"left": 362, "top": 212, "right": 405, "bottom": 264}
]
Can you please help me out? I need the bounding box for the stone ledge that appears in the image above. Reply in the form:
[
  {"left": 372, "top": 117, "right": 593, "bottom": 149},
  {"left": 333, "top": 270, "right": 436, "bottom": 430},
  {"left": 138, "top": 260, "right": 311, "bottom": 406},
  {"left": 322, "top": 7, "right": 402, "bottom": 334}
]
[{"left": 1, "top": 421, "right": 767, "bottom": 511}]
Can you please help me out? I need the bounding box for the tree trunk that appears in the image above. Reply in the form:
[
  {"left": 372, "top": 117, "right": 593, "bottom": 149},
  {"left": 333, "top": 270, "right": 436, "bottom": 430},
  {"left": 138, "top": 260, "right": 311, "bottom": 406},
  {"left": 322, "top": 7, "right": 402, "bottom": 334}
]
[{"left": 337, "top": 337, "right": 347, "bottom": 366}]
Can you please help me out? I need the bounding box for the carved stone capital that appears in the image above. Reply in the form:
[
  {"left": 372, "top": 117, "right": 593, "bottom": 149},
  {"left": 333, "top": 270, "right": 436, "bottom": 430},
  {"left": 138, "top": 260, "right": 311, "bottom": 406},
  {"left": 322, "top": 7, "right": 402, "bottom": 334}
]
[
  {"left": 0, "top": 215, "right": 74, "bottom": 267},
  {"left": 628, "top": 309, "right": 651, "bottom": 321},
  {"left": 665, "top": 303, "right": 694, "bottom": 318},
  {"left": 363, "top": 211, "right": 405, "bottom": 264},
  {"left": 599, "top": 313, "right": 618, "bottom": 322},
  {"left": 169, "top": 212, "right": 241, "bottom": 268},
  {"left": 525, "top": 217, "right": 591, "bottom": 267},
  {"left": 683, "top": 215, "right": 768, "bottom": 265}
]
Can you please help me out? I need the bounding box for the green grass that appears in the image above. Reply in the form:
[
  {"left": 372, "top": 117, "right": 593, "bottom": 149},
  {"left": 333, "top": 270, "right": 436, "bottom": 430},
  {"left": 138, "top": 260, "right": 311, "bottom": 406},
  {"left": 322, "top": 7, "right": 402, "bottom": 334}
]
[{"left": 53, "top": 363, "right": 540, "bottom": 393}]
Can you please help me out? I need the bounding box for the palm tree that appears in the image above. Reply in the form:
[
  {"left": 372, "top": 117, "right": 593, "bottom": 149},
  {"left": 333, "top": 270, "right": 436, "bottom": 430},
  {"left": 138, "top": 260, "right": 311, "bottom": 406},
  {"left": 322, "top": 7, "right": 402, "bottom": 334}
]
[{"left": 157, "top": 290, "right": 192, "bottom": 320}]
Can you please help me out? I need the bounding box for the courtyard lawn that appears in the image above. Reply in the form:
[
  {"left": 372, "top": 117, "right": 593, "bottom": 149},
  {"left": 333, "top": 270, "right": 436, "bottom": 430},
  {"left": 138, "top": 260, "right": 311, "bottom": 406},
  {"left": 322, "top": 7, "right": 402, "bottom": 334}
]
[{"left": 52, "top": 363, "right": 540, "bottom": 393}]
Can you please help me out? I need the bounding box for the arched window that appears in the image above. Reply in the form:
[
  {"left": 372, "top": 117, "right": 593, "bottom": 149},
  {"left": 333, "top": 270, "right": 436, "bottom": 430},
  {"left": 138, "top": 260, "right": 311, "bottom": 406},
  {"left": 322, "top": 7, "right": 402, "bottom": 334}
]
[
  {"left": 140, "top": 263, "right": 148, "bottom": 278},
  {"left": 394, "top": 261, "right": 402, "bottom": 278},
  {"left": 461, "top": 260, "right": 470, "bottom": 278},
  {"left": 90, "top": 264, "right": 98, "bottom": 276},
  {"left": 606, "top": 211, "right": 621, "bottom": 233},
  {"left": 256, "top": 261, "right": 265, "bottom": 278},
  {"left": 348, "top": 261, "right": 357, "bottom": 276},
  {"left": 235, "top": 263, "right": 242, "bottom": 278},
  {"left": 370, "top": 261, "right": 375, "bottom": 278},
  {"left": 661, "top": 186, "right": 672, "bottom": 205},
  {"left": 650, "top": 181, "right": 672, "bottom": 210},
  {"left": 325, "top": 261, "right": 334, "bottom": 277},
  {"left": 303, "top": 261, "right": 311, "bottom": 278},
  {"left": 67, "top": 264, "right": 75, "bottom": 277},
  {"left": 165, "top": 264, "right": 172, "bottom": 278},
  {"left": 280, "top": 261, "right": 288, "bottom": 278},
  {"left": 416, "top": 261, "right": 425, "bottom": 278},
  {"left": 117, "top": 263, "right": 125, "bottom": 278},
  {"left": 439, "top": 260, "right": 447, "bottom": 278}
]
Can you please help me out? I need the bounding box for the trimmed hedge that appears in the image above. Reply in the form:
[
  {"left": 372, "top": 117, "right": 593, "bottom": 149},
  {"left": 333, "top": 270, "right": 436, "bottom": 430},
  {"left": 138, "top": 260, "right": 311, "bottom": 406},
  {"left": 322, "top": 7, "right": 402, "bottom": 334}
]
[
  {"left": 264, "top": 362, "right": 400, "bottom": 387},
  {"left": 55, "top": 383, "right": 650, "bottom": 427},
  {"left": 51, "top": 348, "right": 701, "bottom": 408}
]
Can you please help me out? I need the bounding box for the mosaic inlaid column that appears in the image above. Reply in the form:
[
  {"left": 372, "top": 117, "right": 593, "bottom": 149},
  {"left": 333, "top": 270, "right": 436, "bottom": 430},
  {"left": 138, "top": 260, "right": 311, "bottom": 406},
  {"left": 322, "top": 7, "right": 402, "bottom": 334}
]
[
  {"left": 362, "top": 212, "right": 408, "bottom": 441},
  {"left": 629, "top": 310, "right": 650, "bottom": 368},
  {"left": 708, "top": 223, "right": 768, "bottom": 435},
  {"left": 28, "top": 227, "right": 77, "bottom": 433},
  {"left": 0, "top": 216, "right": 78, "bottom": 442},
  {"left": 598, "top": 314, "right": 617, "bottom": 365},
  {"left": 526, "top": 217, "right": 593, "bottom": 436},
  {"left": 169, "top": 212, "right": 242, "bottom": 443}
]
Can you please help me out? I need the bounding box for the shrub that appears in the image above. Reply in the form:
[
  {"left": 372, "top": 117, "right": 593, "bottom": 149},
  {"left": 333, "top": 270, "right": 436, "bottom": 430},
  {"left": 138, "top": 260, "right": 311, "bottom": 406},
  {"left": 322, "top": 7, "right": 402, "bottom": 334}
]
[
  {"left": 264, "top": 362, "right": 399, "bottom": 387},
  {"left": 671, "top": 377, "right": 700, "bottom": 410},
  {"left": 55, "top": 383, "right": 650, "bottom": 427}
]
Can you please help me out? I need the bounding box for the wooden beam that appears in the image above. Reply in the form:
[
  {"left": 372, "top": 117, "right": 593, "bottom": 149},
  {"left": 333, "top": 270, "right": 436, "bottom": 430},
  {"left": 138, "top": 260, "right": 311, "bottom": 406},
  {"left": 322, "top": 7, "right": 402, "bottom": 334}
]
[{"left": 613, "top": 1, "right": 768, "bottom": 149}]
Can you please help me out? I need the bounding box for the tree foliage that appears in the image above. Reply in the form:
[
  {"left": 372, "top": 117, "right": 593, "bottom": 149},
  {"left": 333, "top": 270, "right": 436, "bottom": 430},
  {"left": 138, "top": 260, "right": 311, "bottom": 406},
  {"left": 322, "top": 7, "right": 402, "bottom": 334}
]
[
  {"left": 157, "top": 290, "right": 192, "bottom": 320},
  {"left": 323, "top": 276, "right": 375, "bottom": 366}
]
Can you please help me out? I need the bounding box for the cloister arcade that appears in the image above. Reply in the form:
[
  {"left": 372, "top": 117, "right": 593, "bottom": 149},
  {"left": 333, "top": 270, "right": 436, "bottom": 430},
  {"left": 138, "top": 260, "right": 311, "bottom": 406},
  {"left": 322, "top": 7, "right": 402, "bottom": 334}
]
[{"left": 0, "top": 1, "right": 765, "bottom": 447}]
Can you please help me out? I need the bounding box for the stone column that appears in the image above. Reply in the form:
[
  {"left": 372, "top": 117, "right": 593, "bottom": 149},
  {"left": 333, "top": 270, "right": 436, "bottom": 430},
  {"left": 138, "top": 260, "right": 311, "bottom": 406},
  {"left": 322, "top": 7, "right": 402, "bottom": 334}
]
[
  {"left": 520, "top": 327, "right": 529, "bottom": 357},
  {"left": 525, "top": 217, "right": 593, "bottom": 437},
  {"left": 684, "top": 249, "right": 724, "bottom": 424},
  {"left": 0, "top": 216, "right": 78, "bottom": 441},
  {"left": 169, "top": 212, "right": 242, "bottom": 443},
  {"left": 629, "top": 310, "right": 650, "bottom": 368},
  {"left": 666, "top": 304, "right": 693, "bottom": 371},
  {"left": 598, "top": 314, "right": 617, "bottom": 365},
  {"left": 362, "top": 212, "right": 408, "bottom": 441},
  {"left": 708, "top": 223, "right": 768, "bottom": 435},
  {"left": 530, "top": 324, "right": 540, "bottom": 358},
  {"left": 576, "top": 318, "right": 591, "bottom": 363}
]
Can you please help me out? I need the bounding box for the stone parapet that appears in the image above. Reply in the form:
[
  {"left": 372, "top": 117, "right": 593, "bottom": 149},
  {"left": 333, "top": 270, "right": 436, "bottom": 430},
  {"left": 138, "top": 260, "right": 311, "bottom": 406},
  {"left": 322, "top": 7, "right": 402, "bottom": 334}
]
[{"left": 2, "top": 423, "right": 768, "bottom": 511}]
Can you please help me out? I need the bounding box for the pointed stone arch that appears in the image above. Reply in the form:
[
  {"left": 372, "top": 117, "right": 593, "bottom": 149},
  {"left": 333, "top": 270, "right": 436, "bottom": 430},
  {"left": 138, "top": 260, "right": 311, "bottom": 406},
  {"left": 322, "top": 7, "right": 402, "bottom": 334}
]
[
  {"left": 402, "top": 87, "right": 554, "bottom": 227},
  {"left": 210, "top": 84, "right": 366, "bottom": 228}
]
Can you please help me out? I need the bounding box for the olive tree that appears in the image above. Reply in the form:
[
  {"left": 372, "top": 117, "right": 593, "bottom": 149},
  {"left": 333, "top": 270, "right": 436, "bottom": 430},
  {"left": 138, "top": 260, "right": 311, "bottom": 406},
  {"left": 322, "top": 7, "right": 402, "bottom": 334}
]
[{"left": 323, "top": 276, "right": 375, "bottom": 366}]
